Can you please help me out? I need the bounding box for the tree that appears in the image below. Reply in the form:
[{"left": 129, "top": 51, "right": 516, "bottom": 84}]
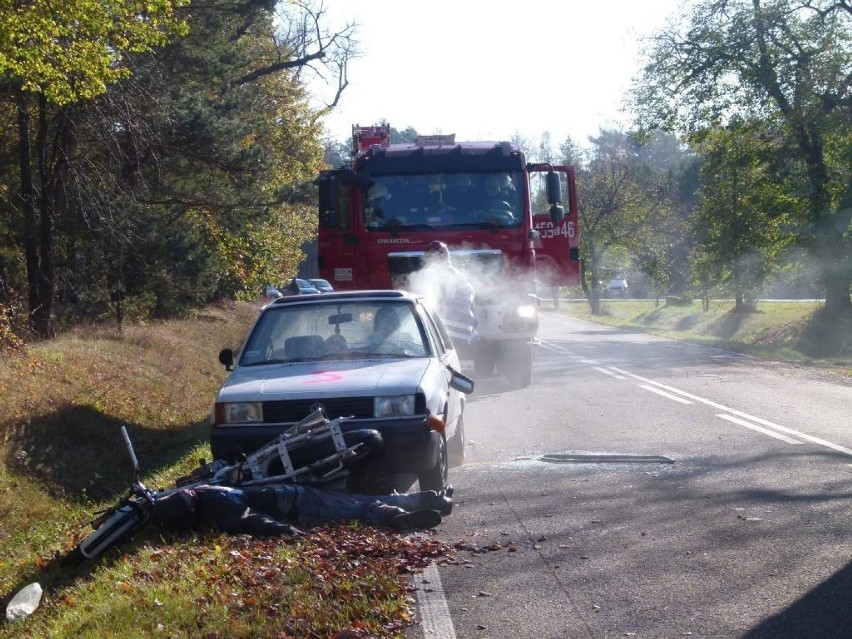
[
  {"left": 574, "top": 130, "right": 673, "bottom": 314},
  {"left": 0, "top": 0, "right": 356, "bottom": 336},
  {"left": 632, "top": 0, "right": 852, "bottom": 312},
  {"left": 0, "top": 0, "right": 189, "bottom": 336},
  {"left": 689, "top": 124, "right": 796, "bottom": 310}
]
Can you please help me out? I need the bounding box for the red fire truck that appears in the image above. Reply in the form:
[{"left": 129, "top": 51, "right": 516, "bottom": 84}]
[{"left": 317, "top": 124, "right": 579, "bottom": 387}]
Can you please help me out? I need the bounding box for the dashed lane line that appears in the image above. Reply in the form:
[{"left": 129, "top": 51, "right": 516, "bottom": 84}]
[
  {"left": 608, "top": 366, "right": 852, "bottom": 457},
  {"left": 537, "top": 342, "right": 852, "bottom": 455},
  {"left": 716, "top": 413, "right": 805, "bottom": 445},
  {"left": 638, "top": 383, "right": 693, "bottom": 404},
  {"left": 593, "top": 366, "right": 627, "bottom": 379}
]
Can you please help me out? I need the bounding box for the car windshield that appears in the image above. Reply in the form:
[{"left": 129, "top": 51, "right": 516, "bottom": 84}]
[
  {"left": 238, "top": 300, "right": 430, "bottom": 365},
  {"left": 363, "top": 172, "right": 523, "bottom": 231}
]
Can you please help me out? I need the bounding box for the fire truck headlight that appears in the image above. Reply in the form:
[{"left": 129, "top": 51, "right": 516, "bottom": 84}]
[
  {"left": 375, "top": 395, "right": 415, "bottom": 417},
  {"left": 516, "top": 304, "right": 538, "bottom": 319},
  {"left": 216, "top": 402, "right": 263, "bottom": 425}
]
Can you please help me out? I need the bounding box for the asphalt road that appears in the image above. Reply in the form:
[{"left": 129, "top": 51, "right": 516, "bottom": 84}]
[{"left": 409, "top": 311, "right": 852, "bottom": 639}]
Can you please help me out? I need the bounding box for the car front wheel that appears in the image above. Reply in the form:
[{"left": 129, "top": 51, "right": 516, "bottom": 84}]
[
  {"left": 448, "top": 414, "right": 465, "bottom": 468},
  {"left": 418, "top": 433, "right": 448, "bottom": 491}
]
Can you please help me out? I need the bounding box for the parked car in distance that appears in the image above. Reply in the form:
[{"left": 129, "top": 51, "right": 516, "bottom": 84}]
[
  {"left": 265, "top": 285, "right": 283, "bottom": 299},
  {"left": 607, "top": 277, "right": 628, "bottom": 295},
  {"left": 212, "top": 290, "right": 474, "bottom": 492},
  {"left": 308, "top": 278, "right": 334, "bottom": 293},
  {"left": 285, "top": 278, "right": 321, "bottom": 296}
]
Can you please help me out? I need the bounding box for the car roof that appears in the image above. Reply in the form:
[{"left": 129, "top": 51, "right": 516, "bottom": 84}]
[{"left": 267, "top": 289, "right": 422, "bottom": 308}]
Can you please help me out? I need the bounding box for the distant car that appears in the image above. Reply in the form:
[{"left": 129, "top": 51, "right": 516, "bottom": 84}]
[
  {"left": 308, "top": 278, "right": 334, "bottom": 293},
  {"left": 284, "top": 278, "right": 321, "bottom": 296},
  {"left": 607, "top": 277, "right": 628, "bottom": 295},
  {"left": 212, "top": 290, "right": 474, "bottom": 492},
  {"left": 265, "top": 285, "right": 283, "bottom": 299}
]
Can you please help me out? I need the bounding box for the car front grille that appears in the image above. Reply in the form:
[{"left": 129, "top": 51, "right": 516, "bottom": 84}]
[{"left": 262, "top": 394, "right": 426, "bottom": 423}]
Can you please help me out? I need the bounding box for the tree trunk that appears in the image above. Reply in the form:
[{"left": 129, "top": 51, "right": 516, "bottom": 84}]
[
  {"left": 820, "top": 183, "right": 852, "bottom": 314},
  {"left": 581, "top": 241, "right": 604, "bottom": 316},
  {"left": 17, "top": 93, "right": 40, "bottom": 333},
  {"left": 32, "top": 96, "right": 56, "bottom": 338},
  {"left": 820, "top": 241, "right": 851, "bottom": 314}
]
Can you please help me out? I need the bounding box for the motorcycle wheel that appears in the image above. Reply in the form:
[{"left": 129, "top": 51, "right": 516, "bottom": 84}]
[{"left": 78, "top": 503, "right": 146, "bottom": 560}]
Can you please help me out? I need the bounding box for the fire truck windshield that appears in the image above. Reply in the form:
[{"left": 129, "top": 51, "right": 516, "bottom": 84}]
[{"left": 363, "top": 172, "right": 523, "bottom": 231}]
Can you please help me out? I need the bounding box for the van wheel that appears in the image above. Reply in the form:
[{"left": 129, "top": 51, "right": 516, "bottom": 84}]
[{"left": 474, "top": 348, "right": 496, "bottom": 376}]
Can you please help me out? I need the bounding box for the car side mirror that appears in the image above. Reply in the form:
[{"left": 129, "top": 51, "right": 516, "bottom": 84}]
[
  {"left": 447, "top": 367, "right": 475, "bottom": 394},
  {"left": 218, "top": 348, "right": 234, "bottom": 371}
]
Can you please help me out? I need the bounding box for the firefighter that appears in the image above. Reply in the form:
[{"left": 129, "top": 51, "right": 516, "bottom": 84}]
[
  {"left": 422, "top": 241, "right": 479, "bottom": 346},
  {"left": 481, "top": 173, "right": 516, "bottom": 223}
]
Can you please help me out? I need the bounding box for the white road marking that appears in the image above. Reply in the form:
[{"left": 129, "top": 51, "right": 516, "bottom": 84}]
[
  {"left": 717, "top": 414, "right": 804, "bottom": 444},
  {"left": 538, "top": 345, "right": 851, "bottom": 455},
  {"left": 639, "top": 383, "right": 693, "bottom": 404},
  {"left": 593, "top": 366, "right": 627, "bottom": 379},
  {"left": 609, "top": 366, "right": 852, "bottom": 457},
  {"left": 413, "top": 562, "right": 456, "bottom": 639}
]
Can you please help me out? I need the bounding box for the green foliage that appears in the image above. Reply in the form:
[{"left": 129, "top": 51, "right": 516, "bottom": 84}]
[
  {"left": 574, "top": 130, "right": 686, "bottom": 311},
  {"left": 0, "top": 0, "right": 330, "bottom": 331},
  {"left": 689, "top": 123, "right": 802, "bottom": 307},
  {"left": 632, "top": 0, "right": 852, "bottom": 311},
  {"left": 0, "top": 0, "right": 188, "bottom": 105}
]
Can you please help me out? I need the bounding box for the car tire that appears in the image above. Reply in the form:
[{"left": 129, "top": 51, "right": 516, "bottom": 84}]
[
  {"left": 418, "top": 433, "right": 448, "bottom": 491},
  {"left": 448, "top": 414, "right": 465, "bottom": 468},
  {"left": 504, "top": 343, "right": 532, "bottom": 388}
]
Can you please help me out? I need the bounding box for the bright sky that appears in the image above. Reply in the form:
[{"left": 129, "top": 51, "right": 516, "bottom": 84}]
[{"left": 307, "top": 0, "right": 684, "bottom": 147}]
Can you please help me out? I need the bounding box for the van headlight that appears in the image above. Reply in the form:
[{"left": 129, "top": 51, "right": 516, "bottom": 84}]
[
  {"left": 216, "top": 402, "right": 263, "bottom": 424},
  {"left": 517, "top": 304, "right": 538, "bottom": 319},
  {"left": 375, "top": 395, "right": 415, "bottom": 417}
]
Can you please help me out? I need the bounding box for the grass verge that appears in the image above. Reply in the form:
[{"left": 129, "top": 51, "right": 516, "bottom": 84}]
[{"left": 0, "top": 301, "right": 453, "bottom": 638}]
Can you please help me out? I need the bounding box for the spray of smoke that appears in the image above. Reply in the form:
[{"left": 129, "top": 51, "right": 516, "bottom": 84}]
[{"left": 405, "top": 248, "right": 538, "bottom": 307}]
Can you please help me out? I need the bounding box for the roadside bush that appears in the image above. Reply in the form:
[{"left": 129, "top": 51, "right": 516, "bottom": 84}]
[
  {"left": 0, "top": 303, "right": 24, "bottom": 352},
  {"left": 665, "top": 295, "right": 693, "bottom": 307}
]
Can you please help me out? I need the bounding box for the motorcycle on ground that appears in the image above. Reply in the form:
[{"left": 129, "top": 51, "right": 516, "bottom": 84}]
[{"left": 77, "top": 409, "right": 382, "bottom": 560}]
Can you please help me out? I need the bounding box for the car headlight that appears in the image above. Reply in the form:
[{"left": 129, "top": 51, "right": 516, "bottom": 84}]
[
  {"left": 516, "top": 304, "right": 538, "bottom": 319},
  {"left": 216, "top": 402, "right": 263, "bottom": 424},
  {"left": 375, "top": 395, "right": 415, "bottom": 418}
]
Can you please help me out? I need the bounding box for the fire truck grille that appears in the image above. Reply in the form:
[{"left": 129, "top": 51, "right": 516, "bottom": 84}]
[{"left": 504, "top": 317, "right": 536, "bottom": 332}]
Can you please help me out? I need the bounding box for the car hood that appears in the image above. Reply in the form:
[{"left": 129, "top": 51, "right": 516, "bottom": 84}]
[{"left": 218, "top": 358, "right": 432, "bottom": 401}]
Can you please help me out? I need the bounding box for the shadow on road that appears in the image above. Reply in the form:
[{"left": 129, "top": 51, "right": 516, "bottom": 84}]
[{"left": 741, "top": 559, "right": 852, "bottom": 638}]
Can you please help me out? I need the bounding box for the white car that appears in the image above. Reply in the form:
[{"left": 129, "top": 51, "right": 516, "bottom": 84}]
[
  {"left": 212, "top": 290, "right": 474, "bottom": 491},
  {"left": 607, "top": 277, "right": 628, "bottom": 295},
  {"left": 264, "top": 285, "right": 283, "bottom": 299}
]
